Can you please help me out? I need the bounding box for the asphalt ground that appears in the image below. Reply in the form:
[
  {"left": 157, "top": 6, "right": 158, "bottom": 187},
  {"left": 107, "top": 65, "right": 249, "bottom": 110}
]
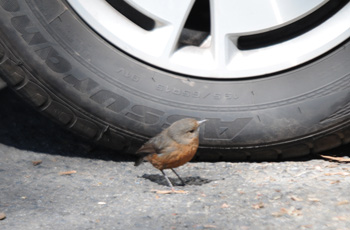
[{"left": 1, "top": 88, "right": 350, "bottom": 230}]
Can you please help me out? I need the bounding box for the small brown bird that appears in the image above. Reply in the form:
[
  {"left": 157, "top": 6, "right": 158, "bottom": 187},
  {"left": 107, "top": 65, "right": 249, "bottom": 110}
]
[{"left": 135, "top": 118, "right": 206, "bottom": 193}]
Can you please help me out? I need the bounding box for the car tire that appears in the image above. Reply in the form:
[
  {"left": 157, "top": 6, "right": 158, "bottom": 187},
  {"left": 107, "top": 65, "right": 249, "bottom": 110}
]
[{"left": 0, "top": 0, "right": 349, "bottom": 160}]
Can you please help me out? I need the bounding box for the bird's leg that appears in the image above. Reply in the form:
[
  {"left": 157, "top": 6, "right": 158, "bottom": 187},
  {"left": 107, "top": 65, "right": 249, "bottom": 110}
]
[
  {"left": 170, "top": 168, "right": 185, "bottom": 186},
  {"left": 160, "top": 170, "right": 175, "bottom": 191},
  {"left": 151, "top": 170, "right": 188, "bottom": 194}
]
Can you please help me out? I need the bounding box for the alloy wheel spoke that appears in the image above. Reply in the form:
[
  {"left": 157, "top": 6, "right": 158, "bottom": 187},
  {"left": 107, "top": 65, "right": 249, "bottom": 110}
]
[{"left": 125, "top": 0, "right": 195, "bottom": 58}]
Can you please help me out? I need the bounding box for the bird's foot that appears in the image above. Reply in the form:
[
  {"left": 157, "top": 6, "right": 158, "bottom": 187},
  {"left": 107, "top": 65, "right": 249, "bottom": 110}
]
[{"left": 151, "top": 189, "right": 188, "bottom": 194}]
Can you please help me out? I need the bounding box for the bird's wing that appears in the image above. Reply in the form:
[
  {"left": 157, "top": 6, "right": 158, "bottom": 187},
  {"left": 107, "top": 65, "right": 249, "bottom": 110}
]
[
  {"left": 136, "top": 129, "right": 172, "bottom": 154},
  {"left": 134, "top": 130, "right": 174, "bottom": 166},
  {"left": 135, "top": 142, "right": 157, "bottom": 155}
]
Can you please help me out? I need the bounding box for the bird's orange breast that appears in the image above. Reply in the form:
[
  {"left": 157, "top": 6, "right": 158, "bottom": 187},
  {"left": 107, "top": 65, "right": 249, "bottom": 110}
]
[{"left": 147, "top": 138, "right": 199, "bottom": 170}]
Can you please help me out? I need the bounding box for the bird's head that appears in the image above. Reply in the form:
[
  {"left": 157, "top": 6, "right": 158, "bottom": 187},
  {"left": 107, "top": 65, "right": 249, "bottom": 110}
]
[{"left": 167, "top": 118, "right": 206, "bottom": 144}]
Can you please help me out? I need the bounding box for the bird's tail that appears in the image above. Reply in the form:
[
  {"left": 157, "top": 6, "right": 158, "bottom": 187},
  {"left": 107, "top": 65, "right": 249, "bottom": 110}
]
[
  {"left": 134, "top": 156, "right": 144, "bottom": 166},
  {"left": 134, "top": 152, "right": 151, "bottom": 166}
]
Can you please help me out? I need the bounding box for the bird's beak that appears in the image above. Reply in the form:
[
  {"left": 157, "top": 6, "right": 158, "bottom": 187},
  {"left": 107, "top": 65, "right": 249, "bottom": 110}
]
[{"left": 197, "top": 119, "right": 207, "bottom": 126}]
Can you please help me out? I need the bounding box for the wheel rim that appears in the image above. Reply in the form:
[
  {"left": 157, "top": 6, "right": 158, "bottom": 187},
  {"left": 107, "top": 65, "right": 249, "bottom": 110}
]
[{"left": 67, "top": 0, "right": 350, "bottom": 79}]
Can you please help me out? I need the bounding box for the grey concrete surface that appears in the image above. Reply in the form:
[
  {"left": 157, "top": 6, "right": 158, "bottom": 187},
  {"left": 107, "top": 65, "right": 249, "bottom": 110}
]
[{"left": 1, "top": 88, "right": 350, "bottom": 230}]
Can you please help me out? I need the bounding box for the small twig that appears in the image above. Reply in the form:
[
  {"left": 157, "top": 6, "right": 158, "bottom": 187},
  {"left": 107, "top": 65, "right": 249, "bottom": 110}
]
[
  {"left": 150, "top": 189, "right": 188, "bottom": 194},
  {"left": 32, "top": 160, "right": 42, "bottom": 166},
  {"left": 59, "top": 170, "right": 77, "bottom": 176},
  {"left": 320, "top": 155, "right": 350, "bottom": 162}
]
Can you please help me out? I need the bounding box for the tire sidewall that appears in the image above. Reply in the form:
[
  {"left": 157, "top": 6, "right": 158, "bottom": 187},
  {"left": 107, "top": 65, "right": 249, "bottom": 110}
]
[{"left": 0, "top": 0, "right": 349, "bottom": 153}]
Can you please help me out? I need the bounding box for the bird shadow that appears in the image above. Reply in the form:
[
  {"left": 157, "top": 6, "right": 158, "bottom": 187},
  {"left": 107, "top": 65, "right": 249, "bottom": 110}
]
[{"left": 141, "top": 173, "right": 213, "bottom": 187}]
